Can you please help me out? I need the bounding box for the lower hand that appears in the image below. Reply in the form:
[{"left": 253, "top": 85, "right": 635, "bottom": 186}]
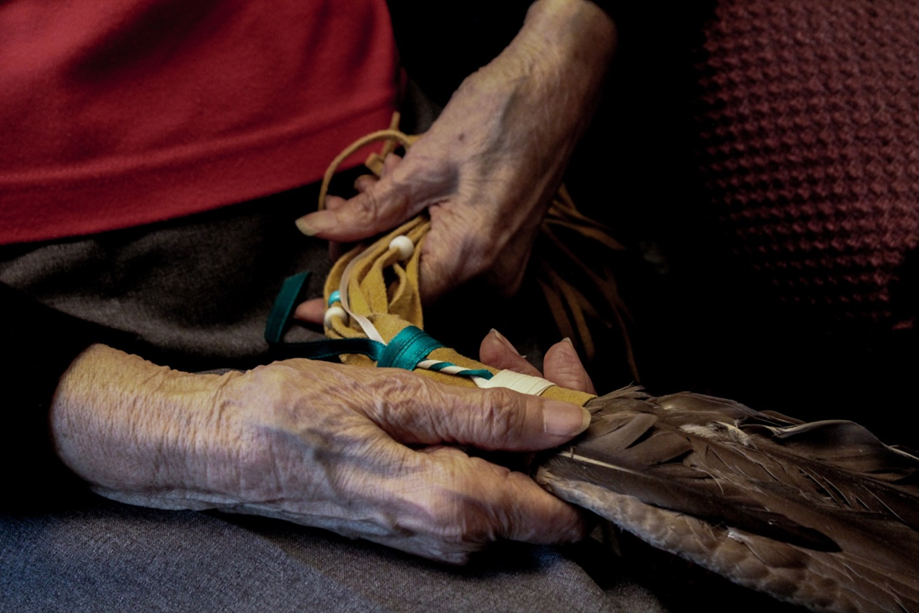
[{"left": 51, "top": 341, "right": 592, "bottom": 563}]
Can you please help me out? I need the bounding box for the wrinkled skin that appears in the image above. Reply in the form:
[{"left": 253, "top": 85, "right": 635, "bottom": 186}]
[
  {"left": 50, "top": 331, "right": 593, "bottom": 563},
  {"left": 295, "top": 0, "right": 616, "bottom": 320}
]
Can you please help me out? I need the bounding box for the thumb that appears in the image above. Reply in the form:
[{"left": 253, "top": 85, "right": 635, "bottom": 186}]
[
  {"left": 368, "top": 372, "right": 591, "bottom": 451},
  {"left": 295, "top": 175, "right": 421, "bottom": 242},
  {"left": 293, "top": 298, "right": 325, "bottom": 324}
]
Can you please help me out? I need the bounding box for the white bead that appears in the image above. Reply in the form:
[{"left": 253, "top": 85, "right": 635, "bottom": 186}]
[
  {"left": 323, "top": 305, "right": 348, "bottom": 328},
  {"left": 389, "top": 235, "right": 414, "bottom": 260}
]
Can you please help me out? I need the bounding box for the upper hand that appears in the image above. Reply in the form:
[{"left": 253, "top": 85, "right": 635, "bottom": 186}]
[{"left": 295, "top": 0, "right": 615, "bottom": 306}]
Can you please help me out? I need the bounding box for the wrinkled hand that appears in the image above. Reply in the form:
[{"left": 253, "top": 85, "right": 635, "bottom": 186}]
[
  {"left": 51, "top": 341, "right": 593, "bottom": 563},
  {"left": 295, "top": 0, "right": 615, "bottom": 308}
]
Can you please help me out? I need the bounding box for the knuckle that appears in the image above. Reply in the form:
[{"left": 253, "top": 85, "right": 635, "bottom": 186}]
[
  {"left": 415, "top": 483, "right": 489, "bottom": 546},
  {"left": 351, "top": 190, "right": 383, "bottom": 226},
  {"left": 427, "top": 502, "right": 468, "bottom": 544},
  {"left": 362, "top": 370, "right": 443, "bottom": 435},
  {"left": 476, "top": 388, "right": 526, "bottom": 440},
  {"left": 457, "top": 236, "right": 495, "bottom": 277},
  {"left": 372, "top": 370, "right": 430, "bottom": 406}
]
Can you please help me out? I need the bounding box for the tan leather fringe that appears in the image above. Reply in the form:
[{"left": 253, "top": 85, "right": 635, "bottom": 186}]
[{"left": 315, "top": 117, "right": 634, "bottom": 402}]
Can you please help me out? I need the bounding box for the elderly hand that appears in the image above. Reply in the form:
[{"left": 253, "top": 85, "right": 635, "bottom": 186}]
[
  {"left": 50, "top": 340, "right": 592, "bottom": 563},
  {"left": 295, "top": 0, "right": 615, "bottom": 305}
]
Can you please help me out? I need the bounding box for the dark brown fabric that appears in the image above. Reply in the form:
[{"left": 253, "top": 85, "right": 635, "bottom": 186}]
[{"left": 693, "top": 0, "right": 919, "bottom": 334}]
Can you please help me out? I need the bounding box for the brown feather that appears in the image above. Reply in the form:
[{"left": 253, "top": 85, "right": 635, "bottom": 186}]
[{"left": 536, "top": 387, "right": 919, "bottom": 612}]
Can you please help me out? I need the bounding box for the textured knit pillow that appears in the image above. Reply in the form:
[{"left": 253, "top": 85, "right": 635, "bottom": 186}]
[{"left": 693, "top": 0, "right": 918, "bottom": 334}]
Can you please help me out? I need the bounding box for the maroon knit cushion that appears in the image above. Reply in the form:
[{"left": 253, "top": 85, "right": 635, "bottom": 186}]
[{"left": 694, "top": 0, "right": 918, "bottom": 333}]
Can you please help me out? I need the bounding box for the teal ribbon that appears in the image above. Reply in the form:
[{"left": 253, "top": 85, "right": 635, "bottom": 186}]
[
  {"left": 265, "top": 273, "right": 492, "bottom": 380},
  {"left": 265, "top": 272, "right": 311, "bottom": 344},
  {"left": 378, "top": 325, "right": 442, "bottom": 370},
  {"left": 427, "top": 361, "right": 493, "bottom": 379},
  {"left": 281, "top": 325, "right": 447, "bottom": 373}
]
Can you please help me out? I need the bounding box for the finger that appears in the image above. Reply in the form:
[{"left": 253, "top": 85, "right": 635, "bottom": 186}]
[
  {"left": 415, "top": 205, "right": 529, "bottom": 305},
  {"left": 295, "top": 175, "right": 419, "bottom": 242},
  {"left": 406, "top": 450, "right": 586, "bottom": 550},
  {"left": 379, "top": 152, "right": 402, "bottom": 177},
  {"left": 328, "top": 240, "right": 346, "bottom": 262},
  {"left": 460, "top": 455, "right": 586, "bottom": 545},
  {"left": 318, "top": 155, "right": 405, "bottom": 209},
  {"left": 350, "top": 155, "right": 402, "bottom": 202},
  {"left": 366, "top": 448, "right": 585, "bottom": 562},
  {"left": 416, "top": 217, "right": 466, "bottom": 304},
  {"left": 319, "top": 196, "right": 350, "bottom": 261},
  {"left": 353, "top": 174, "right": 378, "bottom": 194},
  {"left": 366, "top": 372, "right": 590, "bottom": 451},
  {"left": 478, "top": 329, "right": 541, "bottom": 376},
  {"left": 293, "top": 298, "right": 325, "bottom": 324},
  {"left": 543, "top": 339, "right": 596, "bottom": 395},
  {"left": 417, "top": 254, "right": 452, "bottom": 305},
  {"left": 325, "top": 194, "right": 348, "bottom": 210}
]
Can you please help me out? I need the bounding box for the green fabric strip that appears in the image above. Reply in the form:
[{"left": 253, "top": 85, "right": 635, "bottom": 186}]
[
  {"left": 377, "top": 325, "right": 442, "bottom": 371},
  {"left": 456, "top": 369, "right": 493, "bottom": 379},
  {"left": 265, "top": 272, "right": 311, "bottom": 345},
  {"left": 266, "top": 278, "right": 487, "bottom": 381}
]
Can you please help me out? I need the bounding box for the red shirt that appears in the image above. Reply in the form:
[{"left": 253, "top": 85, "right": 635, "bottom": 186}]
[{"left": 0, "top": 0, "right": 399, "bottom": 244}]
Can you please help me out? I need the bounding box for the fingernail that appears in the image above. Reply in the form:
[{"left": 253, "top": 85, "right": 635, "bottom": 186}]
[
  {"left": 561, "top": 338, "right": 582, "bottom": 360},
  {"left": 490, "top": 328, "right": 521, "bottom": 355},
  {"left": 295, "top": 211, "right": 337, "bottom": 236},
  {"left": 543, "top": 401, "right": 591, "bottom": 437}
]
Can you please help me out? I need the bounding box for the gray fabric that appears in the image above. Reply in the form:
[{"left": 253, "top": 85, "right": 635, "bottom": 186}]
[
  {"left": 0, "top": 190, "right": 668, "bottom": 612},
  {"left": 0, "top": 188, "right": 329, "bottom": 368},
  {"left": 0, "top": 500, "right": 666, "bottom": 613}
]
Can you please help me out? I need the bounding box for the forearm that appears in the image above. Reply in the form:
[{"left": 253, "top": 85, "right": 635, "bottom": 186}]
[
  {"left": 49, "top": 344, "right": 225, "bottom": 507},
  {"left": 502, "top": 0, "right": 616, "bottom": 136},
  {"left": 388, "top": 0, "right": 614, "bottom": 109},
  {"left": 437, "top": 0, "right": 616, "bottom": 181},
  {"left": 517, "top": 0, "right": 617, "bottom": 92}
]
